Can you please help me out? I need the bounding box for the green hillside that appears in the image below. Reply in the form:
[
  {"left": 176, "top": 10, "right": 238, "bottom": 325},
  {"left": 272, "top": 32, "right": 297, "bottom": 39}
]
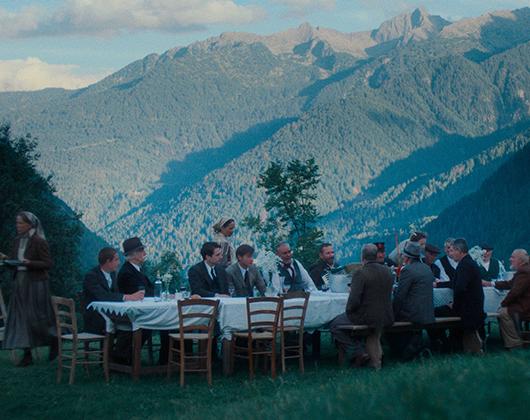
[{"left": 425, "top": 141, "right": 530, "bottom": 262}]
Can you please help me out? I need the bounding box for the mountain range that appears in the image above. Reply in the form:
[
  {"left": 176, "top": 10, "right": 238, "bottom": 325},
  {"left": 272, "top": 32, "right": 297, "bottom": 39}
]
[{"left": 1, "top": 7, "right": 530, "bottom": 265}]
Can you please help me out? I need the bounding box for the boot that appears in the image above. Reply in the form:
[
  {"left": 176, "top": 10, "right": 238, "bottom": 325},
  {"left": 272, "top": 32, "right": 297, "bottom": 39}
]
[{"left": 17, "top": 349, "right": 33, "bottom": 367}]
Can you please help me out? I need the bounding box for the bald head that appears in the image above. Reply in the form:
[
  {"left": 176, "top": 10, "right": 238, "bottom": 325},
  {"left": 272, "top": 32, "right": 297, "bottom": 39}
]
[
  {"left": 361, "top": 244, "right": 378, "bottom": 263},
  {"left": 510, "top": 249, "right": 529, "bottom": 271}
]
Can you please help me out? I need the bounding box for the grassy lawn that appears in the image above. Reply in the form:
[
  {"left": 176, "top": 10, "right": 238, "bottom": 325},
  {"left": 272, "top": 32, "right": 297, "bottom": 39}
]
[{"left": 1, "top": 329, "right": 528, "bottom": 420}]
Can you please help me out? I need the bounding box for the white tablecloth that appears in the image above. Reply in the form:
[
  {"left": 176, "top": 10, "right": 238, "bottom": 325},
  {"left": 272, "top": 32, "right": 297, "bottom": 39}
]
[
  {"left": 88, "top": 293, "right": 349, "bottom": 339},
  {"left": 433, "top": 287, "right": 507, "bottom": 313},
  {"left": 217, "top": 292, "right": 348, "bottom": 339},
  {"left": 88, "top": 289, "right": 507, "bottom": 337}
]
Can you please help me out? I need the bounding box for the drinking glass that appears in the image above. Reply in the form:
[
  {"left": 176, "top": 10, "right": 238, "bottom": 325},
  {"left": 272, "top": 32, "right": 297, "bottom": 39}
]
[{"left": 228, "top": 284, "right": 236, "bottom": 297}]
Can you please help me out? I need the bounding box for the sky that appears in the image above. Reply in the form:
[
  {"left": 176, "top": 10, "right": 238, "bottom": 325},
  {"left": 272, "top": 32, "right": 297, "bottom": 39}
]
[{"left": 0, "top": 0, "right": 529, "bottom": 91}]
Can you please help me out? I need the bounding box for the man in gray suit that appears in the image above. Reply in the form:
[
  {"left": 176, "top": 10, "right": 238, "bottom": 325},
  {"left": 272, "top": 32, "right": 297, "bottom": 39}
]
[
  {"left": 389, "top": 241, "right": 435, "bottom": 360},
  {"left": 225, "top": 244, "right": 266, "bottom": 297},
  {"left": 330, "top": 244, "right": 394, "bottom": 369}
]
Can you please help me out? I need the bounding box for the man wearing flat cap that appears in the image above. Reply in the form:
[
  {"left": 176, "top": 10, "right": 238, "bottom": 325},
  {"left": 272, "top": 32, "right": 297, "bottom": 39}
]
[
  {"left": 423, "top": 243, "right": 441, "bottom": 280},
  {"left": 389, "top": 241, "right": 435, "bottom": 360},
  {"left": 478, "top": 244, "right": 506, "bottom": 286}
]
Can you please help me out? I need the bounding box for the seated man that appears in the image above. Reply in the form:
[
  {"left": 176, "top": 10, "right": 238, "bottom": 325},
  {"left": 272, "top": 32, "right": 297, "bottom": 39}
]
[
  {"left": 225, "top": 244, "right": 266, "bottom": 297},
  {"left": 434, "top": 238, "right": 457, "bottom": 287},
  {"left": 188, "top": 242, "right": 229, "bottom": 297},
  {"left": 479, "top": 244, "right": 506, "bottom": 286},
  {"left": 117, "top": 237, "right": 153, "bottom": 296},
  {"left": 275, "top": 242, "right": 317, "bottom": 292},
  {"left": 116, "top": 237, "right": 168, "bottom": 364},
  {"left": 309, "top": 243, "right": 336, "bottom": 290},
  {"left": 452, "top": 238, "right": 485, "bottom": 354},
  {"left": 83, "top": 247, "right": 144, "bottom": 335},
  {"left": 390, "top": 242, "right": 435, "bottom": 360},
  {"left": 330, "top": 244, "right": 394, "bottom": 369},
  {"left": 495, "top": 249, "right": 530, "bottom": 349},
  {"left": 423, "top": 243, "right": 441, "bottom": 280}
]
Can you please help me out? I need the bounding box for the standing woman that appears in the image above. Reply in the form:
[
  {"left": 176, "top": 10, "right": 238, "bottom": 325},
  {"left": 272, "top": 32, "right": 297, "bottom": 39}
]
[
  {"left": 2, "top": 211, "right": 56, "bottom": 366},
  {"left": 212, "top": 217, "right": 236, "bottom": 267}
]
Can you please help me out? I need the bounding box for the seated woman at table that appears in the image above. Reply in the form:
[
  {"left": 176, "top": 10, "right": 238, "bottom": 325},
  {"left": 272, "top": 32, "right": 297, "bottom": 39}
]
[
  {"left": 83, "top": 247, "right": 144, "bottom": 335},
  {"left": 212, "top": 217, "right": 236, "bottom": 267}
]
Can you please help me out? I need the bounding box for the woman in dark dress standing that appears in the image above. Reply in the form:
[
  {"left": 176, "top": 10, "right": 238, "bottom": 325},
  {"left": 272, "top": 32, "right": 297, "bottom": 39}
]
[{"left": 1, "top": 211, "right": 56, "bottom": 366}]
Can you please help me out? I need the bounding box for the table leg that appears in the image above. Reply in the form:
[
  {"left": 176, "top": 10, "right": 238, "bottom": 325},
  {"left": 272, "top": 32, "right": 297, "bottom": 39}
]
[
  {"left": 312, "top": 330, "right": 321, "bottom": 359},
  {"left": 222, "top": 339, "right": 233, "bottom": 376},
  {"left": 132, "top": 329, "right": 142, "bottom": 381}
]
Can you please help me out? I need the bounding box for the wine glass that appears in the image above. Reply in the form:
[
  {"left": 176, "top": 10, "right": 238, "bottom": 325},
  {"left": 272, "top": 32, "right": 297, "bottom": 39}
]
[{"left": 228, "top": 283, "right": 236, "bottom": 297}]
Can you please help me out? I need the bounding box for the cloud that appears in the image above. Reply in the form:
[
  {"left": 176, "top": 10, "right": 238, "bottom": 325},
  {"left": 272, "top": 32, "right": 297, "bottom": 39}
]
[
  {"left": 271, "top": 0, "right": 336, "bottom": 17},
  {"left": 0, "top": 58, "right": 106, "bottom": 92},
  {"left": 0, "top": 1, "right": 264, "bottom": 38}
]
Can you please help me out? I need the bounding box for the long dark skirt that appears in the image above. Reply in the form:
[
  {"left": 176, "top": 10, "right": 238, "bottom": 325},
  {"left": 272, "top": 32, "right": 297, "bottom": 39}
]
[{"left": 3, "top": 272, "right": 55, "bottom": 349}]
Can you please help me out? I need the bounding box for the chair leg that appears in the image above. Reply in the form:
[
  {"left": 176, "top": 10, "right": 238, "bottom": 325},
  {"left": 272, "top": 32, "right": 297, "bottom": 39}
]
[
  {"left": 84, "top": 341, "right": 90, "bottom": 377},
  {"left": 56, "top": 342, "right": 63, "bottom": 384},
  {"left": 299, "top": 333, "right": 304, "bottom": 374},
  {"left": 281, "top": 332, "right": 286, "bottom": 373},
  {"left": 147, "top": 335, "right": 154, "bottom": 365},
  {"left": 270, "top": 340, "right": 276, "bottom": 380},
  {"left": 179, "top": 339, "right": 185, "bottom": 387},
  {"left": 69, "top": 345, "right": 77, "bottom": 385},
  {"left": 167, "top": 337, "right": 172, "bottom": 380},
  {"left": 103, "top": 337, "right": 109, "bottom": 383},
  {"left": 248, "top": 339, "right": 254, "bottom": 380},
  {"left": 230, "top": 338, "right": 236, "bottom": 375},
  {"left": 207, "top": 338, "right": 213, "bottom": 386}
]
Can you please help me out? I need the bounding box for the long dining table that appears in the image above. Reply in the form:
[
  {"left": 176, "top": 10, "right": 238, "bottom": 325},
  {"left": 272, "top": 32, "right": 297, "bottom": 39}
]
[{"left": 88, "top": 287, "right": 507, "bottom": 378}]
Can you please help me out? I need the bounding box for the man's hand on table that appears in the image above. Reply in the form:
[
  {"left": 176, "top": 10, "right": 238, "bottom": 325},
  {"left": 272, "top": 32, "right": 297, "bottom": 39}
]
[{"left": 124, "top": 290, "right": 145, "bottom": 301}]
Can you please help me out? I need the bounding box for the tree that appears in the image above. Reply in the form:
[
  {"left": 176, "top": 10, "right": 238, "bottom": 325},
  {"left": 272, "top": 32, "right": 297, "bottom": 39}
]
[
  {"left": 0, "top": 124, "right": 83, "bottom": 298},
  {"left": 243, "top": 158, "right": 323, "bottom": 267},
  {"left": 144, "top": 251, "right": 184, "bottom": 292}
]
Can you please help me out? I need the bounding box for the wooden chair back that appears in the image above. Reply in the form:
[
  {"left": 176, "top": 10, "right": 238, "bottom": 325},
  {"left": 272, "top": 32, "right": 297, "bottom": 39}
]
[
  {"left": 281, "top": 291, "right": 309, "bottom": 334},
  {"left": 51, "top": 296, "right": 78, "bottom": 340},
  {"left": 177, "top": 299, "right": 219, "bottom": 339},
  {"left": 246, "top": 296, "right": 282, "bottom": 335}
]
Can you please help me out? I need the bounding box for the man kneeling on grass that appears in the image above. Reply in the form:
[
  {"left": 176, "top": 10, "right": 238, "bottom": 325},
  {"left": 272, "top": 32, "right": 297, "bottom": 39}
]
[{"left": 330, "top": 244, "right": 394, "bottom": 369}]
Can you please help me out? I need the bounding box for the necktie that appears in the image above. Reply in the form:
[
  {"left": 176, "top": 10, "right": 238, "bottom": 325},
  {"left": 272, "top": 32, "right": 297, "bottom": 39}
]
[
  {"left": 211, "top": 267, "right": 217, "bottom": 282},
  {"left": 244, "top": 269, "right": 251, "bottom": 295},
  {"left": 284, "top": 263, "right": 295, "bottom": 280}
]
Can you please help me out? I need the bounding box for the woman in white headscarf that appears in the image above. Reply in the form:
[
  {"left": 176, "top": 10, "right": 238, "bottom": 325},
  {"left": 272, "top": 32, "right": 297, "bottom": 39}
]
[
  {"left": 1, "top": 211, "right": 55, "bottom": 367},
  {"left": 212, "top": 217, "right": 236, "bottom": 267}
]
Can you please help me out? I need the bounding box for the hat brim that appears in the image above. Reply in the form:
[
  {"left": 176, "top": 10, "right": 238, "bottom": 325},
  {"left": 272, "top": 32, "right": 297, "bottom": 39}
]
[{"left": 124, "top": 246, "right": 145, "bottom": 256}]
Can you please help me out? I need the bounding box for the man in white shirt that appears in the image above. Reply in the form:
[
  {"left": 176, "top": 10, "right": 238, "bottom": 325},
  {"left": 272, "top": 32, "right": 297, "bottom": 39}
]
[
  {"left": 434, "top": 238, "right": 458, "bottom": 287},
  {"left": 83, "top": 247, "right": 144, "bottom": 335},
  {"left": 273, "top": 242, "right": 317, "bottom": 293}
]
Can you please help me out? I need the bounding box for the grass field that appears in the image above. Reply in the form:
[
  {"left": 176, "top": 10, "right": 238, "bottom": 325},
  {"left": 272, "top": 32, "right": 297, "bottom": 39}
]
[{"left": 1, "top": 329, "right": 528, "bottom": 420}]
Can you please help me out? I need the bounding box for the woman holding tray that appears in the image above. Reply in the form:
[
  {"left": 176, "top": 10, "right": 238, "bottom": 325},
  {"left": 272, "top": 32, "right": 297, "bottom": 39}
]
[{"left": 1, "top": 211, "right": 56, "bottom": 366}]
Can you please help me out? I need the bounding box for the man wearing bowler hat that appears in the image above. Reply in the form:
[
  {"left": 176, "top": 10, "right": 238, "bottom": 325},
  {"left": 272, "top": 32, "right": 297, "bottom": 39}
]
[
  {"left": 116, "top": 237, "right": 169, "bottom": 364},
  {"left": 118, "top": 237, "right": 153, "bottom": 295},
  {"left": 478, "top": 244, "right": 506, "bottom": 286}
]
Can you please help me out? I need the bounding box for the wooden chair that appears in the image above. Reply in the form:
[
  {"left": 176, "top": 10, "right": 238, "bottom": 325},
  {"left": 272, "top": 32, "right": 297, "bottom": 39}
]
[
  {"left": 280, "top": 291, "right": 309, "bottom": 373},
  {"left": 167, "top": 299, "right": 219, "bottom": 387},
  {"left": 51, "top": 296, "right": 109, "bottom": 384},
  {"left": 232, "top": 296, "right": 282, "bottom": 380}
]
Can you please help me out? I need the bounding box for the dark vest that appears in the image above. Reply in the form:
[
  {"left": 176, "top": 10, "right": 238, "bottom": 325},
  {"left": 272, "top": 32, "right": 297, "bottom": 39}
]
[
  {"left": 479, "top": 259, "right": 500, "bottom": 281},
  {"left": 440, "top": 256, "right": 456, "bottom": 282},
  {"left": 278, "top": 261, "right": 304, "bottom": 292}
]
